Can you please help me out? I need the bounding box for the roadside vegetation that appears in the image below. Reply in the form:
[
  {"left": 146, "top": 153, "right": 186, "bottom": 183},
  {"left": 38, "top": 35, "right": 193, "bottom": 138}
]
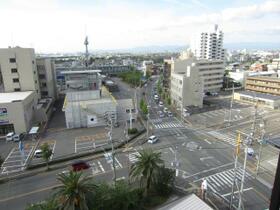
[
  {"left": 140, "top": 98, "right": 148, "bottom": 115},
  {"left": 25, "top": 150, "right": 175, "bottom": 210},
  {"left": 40, "top": 143, "right": 53, "bottom": 171}
]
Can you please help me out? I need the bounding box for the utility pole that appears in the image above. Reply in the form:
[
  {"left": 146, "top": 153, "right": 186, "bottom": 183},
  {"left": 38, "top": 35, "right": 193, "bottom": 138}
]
[
  {"left": 238, "top": 146, "right": 248, "bottom": 210},
  {"left": 256, "top": 121, "right": 265, "bottom": 175},
  {"left": 146, "top": 111, "right": 150, "bottom": 138},
  {"left": 108, "top": 116, "right": 116, "bottom": 185},
  {"left": 230, "top": 132, "right": 241, "bottom": 209},
  {"left": 228, "top": 83, "right": 235, "bottom": 126}
]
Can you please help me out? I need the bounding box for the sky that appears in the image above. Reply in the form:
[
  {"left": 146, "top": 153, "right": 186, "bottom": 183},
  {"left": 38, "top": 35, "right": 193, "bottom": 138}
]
[{"left": 0, "top": 0, "right": 279, "bottom": 53}]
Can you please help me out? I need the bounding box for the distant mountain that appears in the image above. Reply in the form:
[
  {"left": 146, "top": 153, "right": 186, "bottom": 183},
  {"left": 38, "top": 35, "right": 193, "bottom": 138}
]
[{"left": 224, "top": 42, "right": 280, "bottom": 50}]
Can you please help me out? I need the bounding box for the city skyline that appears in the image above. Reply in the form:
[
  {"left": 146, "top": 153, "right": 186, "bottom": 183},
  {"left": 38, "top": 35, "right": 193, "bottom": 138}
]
[{"left": 0, "top": 0, "right": 280, "bottom": 53}]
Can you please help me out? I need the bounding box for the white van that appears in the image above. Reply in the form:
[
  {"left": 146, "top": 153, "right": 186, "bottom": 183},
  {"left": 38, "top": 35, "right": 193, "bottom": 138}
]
[
  {"left": 6, "top": 132, "right": 15, "bottom": 141},
  {"left": 34, "top": 149, "right": 43, "bottom": 158},
  {"left": 148, "top": 135, "right": 158, "bottom": 144}
]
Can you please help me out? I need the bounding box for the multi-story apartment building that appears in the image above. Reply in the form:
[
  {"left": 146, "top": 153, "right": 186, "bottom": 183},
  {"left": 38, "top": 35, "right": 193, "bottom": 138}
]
[
  {"left": 36, "top": 57, "right": 57, "bottom": 99},
  {"left": 245, "top": 77, "right": 280, "bottom": 96},
  {"left": 172, "top": 57, "right": 225, "bottom": 93},
  {"left": 170, "top": 64, "right": 203, "bottom": 108},
  {"left": 0, "top": 47, "right": 40, "bottom": 100},
  {"left": 190, "top": 25, "right": 225, "bottom": 60}
]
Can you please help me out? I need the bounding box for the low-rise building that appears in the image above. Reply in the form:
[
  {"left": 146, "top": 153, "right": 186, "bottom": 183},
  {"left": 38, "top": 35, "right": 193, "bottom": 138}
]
[
  {"left": 0, "top": 91, "right": 36, "bottom": 135},
  {"left": 170, "top": 64, "right": 203, "bottom": 108},
  {"left": 234, "top": 91, "right": 280, "bottom": 109},
  {"left": 245, "top": 77, "right": 280, "bottom": 96}
]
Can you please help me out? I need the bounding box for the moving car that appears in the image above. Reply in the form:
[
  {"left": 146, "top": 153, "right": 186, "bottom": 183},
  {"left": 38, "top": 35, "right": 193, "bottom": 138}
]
[
  {"left": 148, "top": 135, "right": 159, "bottom": 144},
  {"left": 154, "top": 95, "right": 159, "bottom": 100},
  {"left": 71, "top": 160, "right": 90, "bottom": 171},
  {"left": 159, "top": 101, "right": 164, "bottom": 107},
  {"left": 158, "top": 111, "right": 165, "bottom": 118},
  {"left": 168, "top": 111, "right": 173, "bottom": 117},
  {"left": 6, "top": 132, "right": 15, "bottom": 141},
  {"left": 163, "top": 107, "right": 168, "bottom": 113},
  {"left": 34, "top": 149, "right": 43, "bottom": 158}
]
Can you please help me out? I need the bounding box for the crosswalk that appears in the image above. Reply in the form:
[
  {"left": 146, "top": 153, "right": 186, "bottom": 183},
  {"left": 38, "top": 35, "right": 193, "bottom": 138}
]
[
  {"left": 151, "top": 119, "right": 185, "bottom": 129},
  {"left": 207, "top": 130, "right": 237, "bottom": 146},
  {"left": 128, "top": 151, "right": 140, "bottom": 163},
  {"left": 196, "top": 167, "right": 252, "bottom": 194}
]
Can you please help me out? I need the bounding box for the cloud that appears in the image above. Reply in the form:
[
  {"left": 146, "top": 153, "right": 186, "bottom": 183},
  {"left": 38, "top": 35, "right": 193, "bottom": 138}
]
[{"left": 0, "top": 0, "right": 279, "bottom": 52}]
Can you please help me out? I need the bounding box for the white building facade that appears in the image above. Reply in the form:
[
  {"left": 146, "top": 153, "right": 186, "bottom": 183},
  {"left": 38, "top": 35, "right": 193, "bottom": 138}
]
[{"left": 190, "top": 25, "right": 225, "bottom": 61}]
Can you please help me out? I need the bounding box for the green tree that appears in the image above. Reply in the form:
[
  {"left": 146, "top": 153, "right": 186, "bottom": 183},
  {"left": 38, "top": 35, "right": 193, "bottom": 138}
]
[
  {"left": 153, "top": 167, "right": 175, "bottom": 196},
  {"left": 130, "top": 150, "right": 163, "bottom": 196},
  {"left": 167, "top": 97, "right": 171, "bottom": 106},
  {"left": 26, "top": 198, "right": 58, "bottom": 210},
  {"left": 40, "top": 143, "right": 53, "bottom": 170},
  {"left": 54, "top": 171, "right": 96, "bottom": 210}
]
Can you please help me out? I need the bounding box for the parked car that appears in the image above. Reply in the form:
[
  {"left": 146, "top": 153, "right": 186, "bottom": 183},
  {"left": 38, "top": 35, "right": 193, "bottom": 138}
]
[
  {"left": 71, "top": 160, "right": 90, "bottom": 172},
  {"left": 6, "top": 132, "right": 15, "bottom": 141},
  {"left": 159, "top": 101, "right": 164, "bottom": 107},
  {"left": 148, "top": 135, "right": 159, "bottom": 144},
  {"left": 212, "top": 92, "right": 219, "bottom": 96},
  {"left": 168, "top": 111, "right": 173, "bottom": 117},
  {"left": 154, "top": 95, "right": 159, "bottom": 100},
  {"left": 13, "top": 133, "right": 25, "bottom": 142},
  {"left": 183, "top": 112, "right": 190, "bottom": 117},
  {"left": 34, "top": 149, "right": 43, "bottom": 158},
  {"left": 247, "top": 148, "right": 254, "bottom": 156},
  {"left": 163, "top": 107, "right": 168, "bottom": 113}
]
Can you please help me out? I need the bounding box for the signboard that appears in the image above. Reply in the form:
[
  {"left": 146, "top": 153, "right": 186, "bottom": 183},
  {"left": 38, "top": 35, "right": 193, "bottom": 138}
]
[{"left": 0, "top": 108, "right": 9, "bottom": 124}]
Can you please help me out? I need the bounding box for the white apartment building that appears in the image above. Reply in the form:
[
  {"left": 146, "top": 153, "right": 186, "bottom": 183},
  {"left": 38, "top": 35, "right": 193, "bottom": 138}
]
[
  {"left": 190, "top": 25, "right": 225, "bottom": 60},
  {"left": 36, "top": 57, "right": 57, "bottom": 99},
  {"left": 0, "top": 47, "right": 40, "bottom": 100},
  {"left": 172, "top": 57, "right": 225, "bottom": 93},
  {"left": 170, "top": 64, "right": 203, "bottom": 108}
]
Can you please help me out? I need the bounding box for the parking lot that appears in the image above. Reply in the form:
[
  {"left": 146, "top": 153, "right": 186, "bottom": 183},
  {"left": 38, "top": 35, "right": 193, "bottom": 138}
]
[
  {"left": 31, "top": 139, "right": 56, "bottom": 164},
  {"left": 1, "top": 142, "right": 35, "bottom": 174},
  {"left": 75, "top": 133, "right": 108, "bottom": 153}
]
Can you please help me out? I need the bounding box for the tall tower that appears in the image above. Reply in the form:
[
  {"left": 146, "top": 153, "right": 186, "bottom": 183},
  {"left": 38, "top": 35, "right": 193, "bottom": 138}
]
[{"left": 84, "top": 36, "right": 89, "bottom": 68}]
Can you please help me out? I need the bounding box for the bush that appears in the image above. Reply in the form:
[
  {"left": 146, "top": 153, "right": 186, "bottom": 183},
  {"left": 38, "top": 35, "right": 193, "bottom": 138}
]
[
  {"left": 153, "top": 167, "right": 175, "bottom": 196},
  {"left": 128, "top": 128, "right": 138, "bottom": 135}
]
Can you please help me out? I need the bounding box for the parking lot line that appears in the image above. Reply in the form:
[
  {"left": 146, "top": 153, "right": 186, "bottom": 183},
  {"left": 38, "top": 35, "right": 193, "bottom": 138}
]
[{"left": 98, "top": 161, "right": 105, "bottom": 172}]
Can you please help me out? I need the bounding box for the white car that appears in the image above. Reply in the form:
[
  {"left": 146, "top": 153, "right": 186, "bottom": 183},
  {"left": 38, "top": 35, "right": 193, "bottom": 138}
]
[
  {"left": 163, "top": 107, "right": 168, "bottom": 113},
  {"left": 154, "top": 95, "right": 159, "bottom": 100},
  {"left": 247, "top": 148, "right": 254, "bottom": 156},
  {"left": 6, "top": 132, "right": 15, "bottom": 141},
  {"left": 159, "top": 101, "right": 164, "bottom": 107},
  {"left": 34, "top": 149, "right": 43, "bottom": 158},
  {"left": 148, "top": 135, "right": 158, "bottom": 144}
]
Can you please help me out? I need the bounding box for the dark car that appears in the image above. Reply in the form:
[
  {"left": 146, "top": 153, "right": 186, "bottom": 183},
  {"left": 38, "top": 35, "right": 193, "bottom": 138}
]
[{"left": 71, "top": 160, "right": 90, "bottom": 171}]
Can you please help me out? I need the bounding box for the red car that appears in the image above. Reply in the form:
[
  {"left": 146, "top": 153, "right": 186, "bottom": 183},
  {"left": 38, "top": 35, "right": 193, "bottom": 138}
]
[{"left": 71, "top": 160, "right": 90, "bottom": 171}]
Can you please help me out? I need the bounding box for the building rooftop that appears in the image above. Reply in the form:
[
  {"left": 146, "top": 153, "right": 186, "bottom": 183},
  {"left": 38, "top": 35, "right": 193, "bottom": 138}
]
[
  {"left": 238, "top": 91, "right": 280, "bottom": 101},
  {"left": 61, "top": 69, "right": 101, "bottom": 74},
  {"left": 0, "top": 91, "right": 33, "bottom": 103}
]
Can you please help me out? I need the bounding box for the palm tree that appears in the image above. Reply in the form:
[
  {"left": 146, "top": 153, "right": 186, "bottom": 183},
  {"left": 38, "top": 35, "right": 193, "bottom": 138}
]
[
  {"left": 54, "top": 171, "right": 96, "bottom": 210},
  {"left": 130, "top": 149, "right": 163, "bottom": 195},
  {"left": 40, "top": 143, "right": 53, "bottom": 170}
]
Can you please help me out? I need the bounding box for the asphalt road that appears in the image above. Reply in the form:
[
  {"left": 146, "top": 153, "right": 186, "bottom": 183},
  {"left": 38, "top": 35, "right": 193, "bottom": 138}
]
[{"left": 0, "top": 77, "right": 276, "bottom": 210}]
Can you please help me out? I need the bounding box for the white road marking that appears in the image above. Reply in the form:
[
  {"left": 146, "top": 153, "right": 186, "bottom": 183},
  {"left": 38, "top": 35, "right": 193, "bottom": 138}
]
[
  {"left": 169, "top": 147, "right": 175, "bottom": 154},
  {"left": 222, "top": 187, "right": 253, "bottom": 197},
  {"left": 200, "top": 156, "right": 214, "bottom": 161},
  {"left": 115, "top": 158, "right": 123, "bottom": 168},
  {"left": 204, "top": 139, "right": 212, "bottom": 144},
  {"left": 98, "top": 161, "right": 105, "bottom": 172}
]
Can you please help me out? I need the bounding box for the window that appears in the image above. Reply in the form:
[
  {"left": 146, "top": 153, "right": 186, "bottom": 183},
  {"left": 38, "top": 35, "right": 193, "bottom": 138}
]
[
  {"left": 14, "top": 88, "right": 20, "bottom": 91},
  {"left": 41, "top": 82, "right": 47, "bottom": 87},
  {"left": 13, "top": 78, "right": 19, "bottom": 83},
  {"left": 39, "top": 74, "right": 46, "bottom": 79},
  {"left": 35, "top": 80, "right": 37, "bottom": 84},
  {"left": 41, "top": 91, "right": 48, "bottom": 96},
  {"left": 9, "top": 58, "right": 16, "bottom": 63},
  {"left": 11, "top": 68, "right": 17, "bottom": 73}
]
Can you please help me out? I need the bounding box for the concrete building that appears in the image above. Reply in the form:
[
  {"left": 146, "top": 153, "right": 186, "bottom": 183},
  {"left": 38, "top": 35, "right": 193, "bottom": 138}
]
[
  {"left": 36, "top": 57, "right": 57, "bottom": 99},
  {"left": 0, "top": 91, "right": 36, "bottom": 135},
  {"left": 234, "top": 91, "right": 280, "bottom": 109},
  {"left": 172, "top": 56, "right": 224, "bottom": 93},
  {"left": 250, "top": 63, "right": 268, "bottom": 72},
  {"left": 190, "top": 24, "right": 225, "bottom": 60},
  {"left": 62, "top": 70, "right": 117, "bottom": 129},
  {"left": 245, "top": 77, "right": 280, "bottom": 96},
  {"left": 268, "top": 58, "right": 280, "bottom": 71},
  {"left": 0, "top": 47, "right": 40, "bottom": 100},
  {"left": 170, "top": 64, "right": 203, "bottom": 108},
  {"left": 229, "top": 70, "right": 278, "bottom": 87},
  {"left": 163, "top": 59, "right": 172, "bottom": 88}
]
